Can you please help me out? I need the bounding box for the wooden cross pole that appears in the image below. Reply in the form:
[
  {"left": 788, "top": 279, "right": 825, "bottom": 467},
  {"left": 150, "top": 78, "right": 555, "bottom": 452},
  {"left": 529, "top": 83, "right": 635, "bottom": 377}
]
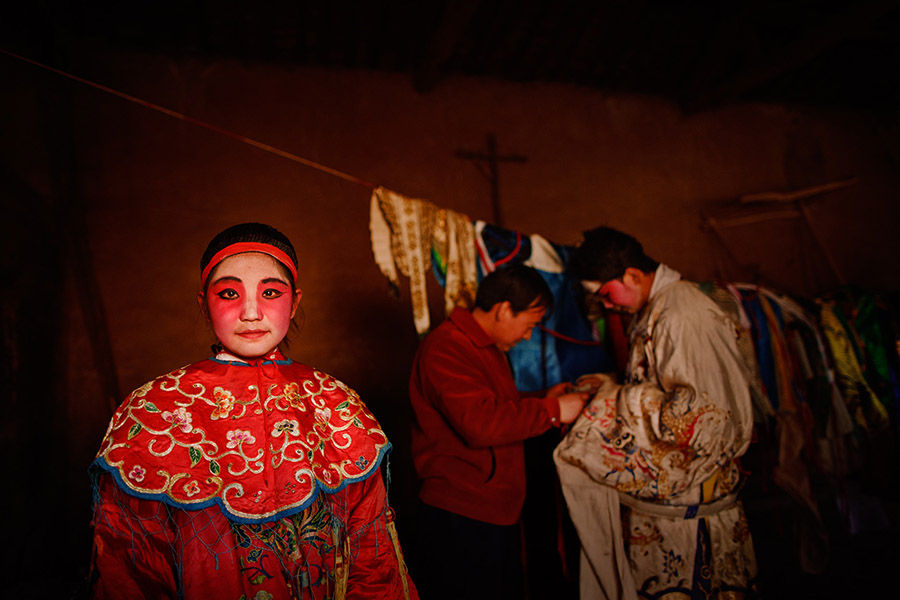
[
  {"left": 455, "top": 133, "right": 527, "bottom": 227},
  {"left": 701, "top": 176, "right": 855, "bottom": 287}
]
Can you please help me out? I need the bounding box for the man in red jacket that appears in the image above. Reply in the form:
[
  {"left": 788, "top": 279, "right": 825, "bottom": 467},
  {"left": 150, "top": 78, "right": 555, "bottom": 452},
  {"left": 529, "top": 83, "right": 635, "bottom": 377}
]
[{"left": 408, "top": 264, "right": 588, "bottom": 600}]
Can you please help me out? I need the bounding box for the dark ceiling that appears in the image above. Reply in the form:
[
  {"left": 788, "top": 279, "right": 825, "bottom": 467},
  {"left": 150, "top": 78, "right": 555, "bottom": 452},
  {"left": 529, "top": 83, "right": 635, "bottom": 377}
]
[{"left": 5, "top": 1, "right": 900, "bottom": 112}]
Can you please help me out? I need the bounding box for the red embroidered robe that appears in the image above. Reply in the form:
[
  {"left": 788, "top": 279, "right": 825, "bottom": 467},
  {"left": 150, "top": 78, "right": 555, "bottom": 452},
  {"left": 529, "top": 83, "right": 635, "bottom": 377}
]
[{"left": 91, "top": 350, "right": 417, "bottom": 600}]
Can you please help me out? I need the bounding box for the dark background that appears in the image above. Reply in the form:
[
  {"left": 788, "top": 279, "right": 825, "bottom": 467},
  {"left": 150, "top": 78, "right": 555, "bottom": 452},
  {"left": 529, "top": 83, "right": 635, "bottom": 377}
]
[{"left": 2, "top": 2, "right": 899, "bottom": 598}]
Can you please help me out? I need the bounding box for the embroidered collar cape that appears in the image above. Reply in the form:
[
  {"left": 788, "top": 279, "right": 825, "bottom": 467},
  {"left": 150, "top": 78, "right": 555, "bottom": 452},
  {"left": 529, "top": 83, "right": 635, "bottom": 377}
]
[{"left": 93, "top": 349, "right": 390, "bottom": 523}]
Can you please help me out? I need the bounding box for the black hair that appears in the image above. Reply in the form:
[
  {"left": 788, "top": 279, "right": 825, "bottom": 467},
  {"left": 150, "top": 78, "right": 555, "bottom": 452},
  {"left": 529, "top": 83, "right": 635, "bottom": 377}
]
[
  {"left": 567, "top": 226, "right": 659, "bottom": 282},
  {"left": 201, "top": 223, "right": 299, "bottom": 290},
  {"left": 474, "top": 264, "right": 554, "bottom": 315}
]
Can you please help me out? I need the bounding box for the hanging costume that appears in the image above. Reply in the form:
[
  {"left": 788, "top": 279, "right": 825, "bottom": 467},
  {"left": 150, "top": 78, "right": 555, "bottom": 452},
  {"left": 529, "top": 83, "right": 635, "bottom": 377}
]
[
  {"left": 818, "top": 299, "right": 890, "bottom": 431},
  {"left": 555, "top": 264, "right": 758, "bottom": 599},
  {"left": 369, "top": 187, "right": 610, "bottom": 388},
  {"left": 91, "top": 349, "right": 417, "bottom": 600},
  {"left": 369, "top": 186, "right": 477, "bottom": 335}
]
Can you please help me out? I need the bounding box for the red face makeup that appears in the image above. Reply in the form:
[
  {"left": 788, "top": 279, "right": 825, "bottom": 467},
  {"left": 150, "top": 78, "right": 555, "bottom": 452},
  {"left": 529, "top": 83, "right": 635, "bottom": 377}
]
[
  {"left": 202, "top": 252, "right": 300, "bottom": 359},
  {"left": 587, "top": 276, "right": 645, "bottom": 314}
]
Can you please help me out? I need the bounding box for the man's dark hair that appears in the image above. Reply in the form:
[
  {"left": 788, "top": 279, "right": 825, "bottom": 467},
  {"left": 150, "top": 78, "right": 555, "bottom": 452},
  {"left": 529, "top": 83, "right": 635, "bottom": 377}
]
[
  {"left": 567, "top": 226, "right": 659, "bottom": 282},
  {"left": 474, "top": 265, "right": 553, "bottom": 315}
]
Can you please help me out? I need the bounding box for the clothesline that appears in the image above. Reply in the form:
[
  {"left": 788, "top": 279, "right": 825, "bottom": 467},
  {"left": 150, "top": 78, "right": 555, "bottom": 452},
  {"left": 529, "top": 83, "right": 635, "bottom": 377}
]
[
  {"left": 538, "top": 325, "right": 602, "bottom": 346},
  {"left": 7, "top": 47, "right": 604, "bottom": 351},
  {"left": 0, "top": 47, "right": 376, "bottom": 189}
]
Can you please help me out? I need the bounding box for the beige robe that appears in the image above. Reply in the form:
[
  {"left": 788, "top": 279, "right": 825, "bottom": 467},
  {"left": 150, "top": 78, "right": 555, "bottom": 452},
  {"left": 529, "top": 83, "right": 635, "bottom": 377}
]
[
  {"left": 555, "top": 264, "right": 758, "bottom": 599},
  {"left": 369, "top": 187, "right": 478, "bottom": 335}
]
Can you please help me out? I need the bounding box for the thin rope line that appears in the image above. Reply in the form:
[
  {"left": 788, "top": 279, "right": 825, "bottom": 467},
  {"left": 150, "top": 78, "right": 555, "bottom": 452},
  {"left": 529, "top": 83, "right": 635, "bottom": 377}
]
[
  {"left": 538, "top": 324, "right": 602, "bottom": 346},
  {"left": 1, "top": 47, "right": 377, "bottom": 189}
]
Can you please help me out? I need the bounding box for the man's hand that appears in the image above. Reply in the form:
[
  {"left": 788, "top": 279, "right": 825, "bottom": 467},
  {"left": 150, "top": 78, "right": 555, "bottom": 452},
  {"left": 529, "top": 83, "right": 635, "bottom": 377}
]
[
  {"left": 572, "top": 373, "right": 617, "bottom": 395},
  {"left": 545, "top": 382, "right": 570, "bottom": 398},
  {"left": 557, "top": 392, "right": 589, "bottom": 424}
]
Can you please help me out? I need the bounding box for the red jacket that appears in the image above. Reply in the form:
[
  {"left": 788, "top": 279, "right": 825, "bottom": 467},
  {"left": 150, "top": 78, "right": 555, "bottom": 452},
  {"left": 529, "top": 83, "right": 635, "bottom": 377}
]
[
  {"left": 409, "top": 308, "right": 560, "bottom": 525},
  {"left": 91, "top": 350, "right": 417, "bottom": 599}
]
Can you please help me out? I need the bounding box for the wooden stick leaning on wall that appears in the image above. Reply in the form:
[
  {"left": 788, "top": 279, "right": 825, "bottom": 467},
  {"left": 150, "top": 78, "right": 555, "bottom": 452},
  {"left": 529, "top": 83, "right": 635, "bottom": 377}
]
[
  {"left": 702, "top": 177, "right": 856, "bottom": 287},
  {"left": 739, "top": 177, "right": 857, "bottom": 204}
]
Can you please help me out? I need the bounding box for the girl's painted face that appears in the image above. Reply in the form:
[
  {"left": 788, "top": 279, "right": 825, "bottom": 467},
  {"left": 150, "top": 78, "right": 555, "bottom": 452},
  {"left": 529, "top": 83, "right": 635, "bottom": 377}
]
[{"left": 201, "top": 252, "right": 301, "bottom": 360}]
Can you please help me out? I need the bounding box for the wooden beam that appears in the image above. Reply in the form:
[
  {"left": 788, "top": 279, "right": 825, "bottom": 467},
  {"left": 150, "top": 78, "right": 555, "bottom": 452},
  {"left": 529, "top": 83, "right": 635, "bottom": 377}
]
[
  {"left": 740, "top": 177, "right": 857, "bottom": 203},
  {"left": 702, "top": 176, "right": 855, "bottom": 286},
  {"left": 705, "top": 209, "right": 802, "bottom": 228}
]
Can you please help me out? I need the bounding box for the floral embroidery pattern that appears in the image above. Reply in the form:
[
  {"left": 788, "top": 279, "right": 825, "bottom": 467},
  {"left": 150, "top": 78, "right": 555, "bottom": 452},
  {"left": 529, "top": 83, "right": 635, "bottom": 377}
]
[
  {"left": 97, "top": 360, "right": 389, "bottom": 520},
  {"left": 662, "top": 548, "right": 683, "bottom": 581},
  {"left": 227, "top": 429, "right": 256, "bottom": 448},
  {"left": 314, "top": 407, "right": 331, "bottom": 424},
  {"left": 272, "top": 420, "right": 300, "bottom": 437},
  {"left": 184, "top": 481, "right": 201, "bottom": 497},
  {"left": 581, "top": 394, "right": 616, "bottom": 429},
  {"left": 128, "top": 465, "right": 145, "bottom": 482},
  {"left": 211, "top": 386, "right": 236, "bottom": 420},
  {"left": 133, "top": 381, "right": 154, "bottom": 399},
  {"left": 231, "top": 495, "right": 338, "bottom": 593},
  {"left": 627, "top": 519, "right": 663, "bottom": 552},
  {"left": 162, "top": 407, "right": 193, "bottom": 433},
  {"left": 282, "top": 381, "right": 307, "bottom": 411}
]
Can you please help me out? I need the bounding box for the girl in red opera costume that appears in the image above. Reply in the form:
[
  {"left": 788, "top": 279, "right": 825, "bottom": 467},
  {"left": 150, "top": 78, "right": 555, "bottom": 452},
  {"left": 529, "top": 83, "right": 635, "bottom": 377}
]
[{"left": 89, "top": 223, "right": 418, "bottom": 600}]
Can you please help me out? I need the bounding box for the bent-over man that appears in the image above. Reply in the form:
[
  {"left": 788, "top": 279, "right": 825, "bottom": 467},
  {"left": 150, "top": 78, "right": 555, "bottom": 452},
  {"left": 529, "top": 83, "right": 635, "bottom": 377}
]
[
  {"left": 556, "top": 226, "right": 758, "bottom": 599},
  {"left": 409, "top": 265, "right": 588, "bottom": 600}
]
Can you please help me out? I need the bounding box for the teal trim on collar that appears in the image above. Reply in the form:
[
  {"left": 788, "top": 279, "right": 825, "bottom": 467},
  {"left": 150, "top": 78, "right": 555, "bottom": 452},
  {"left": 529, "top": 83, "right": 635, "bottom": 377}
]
[
  {"left": 210, "top": 348, "right": 293, "bottom": 367},
  {"left": 210, "top": 356, "right": 293, "bottom": 366},
  {"left": 91, "top": 442, "right": 392, "bottom": 524}
]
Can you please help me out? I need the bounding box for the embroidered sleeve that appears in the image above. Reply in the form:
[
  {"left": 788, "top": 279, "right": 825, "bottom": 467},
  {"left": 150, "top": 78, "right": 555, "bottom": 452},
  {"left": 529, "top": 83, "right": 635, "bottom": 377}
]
[
  {"left": 90, "top": 474, "right": 179, "bottom": 598},
  {"left": 343, "top": 475, "right": 418, "bottom": 600},
  {"left": 558, "top": 298, "right": 752, "bottom": 500}
]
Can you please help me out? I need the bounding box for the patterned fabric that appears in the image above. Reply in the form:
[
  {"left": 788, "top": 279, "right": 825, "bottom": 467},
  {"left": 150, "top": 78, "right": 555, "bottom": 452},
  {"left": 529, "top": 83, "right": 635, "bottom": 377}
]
[
  {"left": 474, "top": 221, "right": 532, "bottom": 272},
  {"left": 731, "top": 285, "right": 852, "bottom": 573},
  {"left": 369, "top": 187, "right": 477, "bottom": 335},
  {"left": 819, "top": 300, "right": 890, "bottom": 431},
  {"left": 698, "top": 282, "right": 774, "bottom": 423},
  {"left": 556, "top": 264, "right": 758, "bottom": 599},
  {"left": 95, "top": 350, "right": 390, "bottom": 522},
  {"left": 472, "top": 221, "right": 611, "bottom": 392},
  {"left": 91, "top": 351, "right": 417, "bottom": 599},
  {"left": 852, "top": 292, "right": 899, "bottom": 415}
]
